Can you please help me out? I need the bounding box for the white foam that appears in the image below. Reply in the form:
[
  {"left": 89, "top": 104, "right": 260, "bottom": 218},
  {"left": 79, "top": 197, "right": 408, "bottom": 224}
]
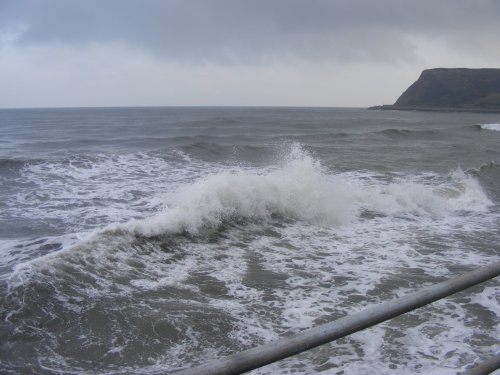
[
  {"left": 118, "top": 145, "right": 492, "bottom": 237},
  {"left": 4, "top": 145, "right": 498, "bottom": 375},
  {"left": 481, "top": 123, "right": 500, "bottom": 131},
  {"left": 4, "top": 150, "right": 210, "bottom": 234},
  {"left": 8, "top": 145, "right": 494, "bottom": 300},
  {"left": 121, "top": 147, "right": 353, "bottom": 236}
]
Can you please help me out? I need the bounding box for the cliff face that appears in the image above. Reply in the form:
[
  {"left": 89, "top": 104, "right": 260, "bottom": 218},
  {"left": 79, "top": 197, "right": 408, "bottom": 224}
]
[{"left": 371, "top": 68, "right": 500, "bottom": 112}]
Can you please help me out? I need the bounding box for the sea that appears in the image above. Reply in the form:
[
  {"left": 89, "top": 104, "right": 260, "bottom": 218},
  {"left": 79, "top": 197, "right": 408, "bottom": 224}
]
[{"left": 0, "top": 107, "right": 499, "bottom": 375}]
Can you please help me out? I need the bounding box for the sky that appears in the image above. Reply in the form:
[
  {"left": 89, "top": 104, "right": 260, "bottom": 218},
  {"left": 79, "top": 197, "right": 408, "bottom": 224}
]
[{"left": 1, "top": 0, "right": 500, "bottom": 108}]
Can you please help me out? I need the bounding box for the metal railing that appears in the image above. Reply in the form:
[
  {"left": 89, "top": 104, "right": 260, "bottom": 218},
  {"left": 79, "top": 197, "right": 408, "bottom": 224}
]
[
  {"left": 462, "top": 355, "right": 500, "bottom": 375},
  {"left": 175, "top": 261, "right": 500, "bottom": 375}
]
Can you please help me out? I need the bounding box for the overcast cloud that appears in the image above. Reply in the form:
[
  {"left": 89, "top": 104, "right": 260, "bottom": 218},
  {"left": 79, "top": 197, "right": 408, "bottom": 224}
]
[{"left": 1, "top": 0, "right": 499, "bottom": 107}]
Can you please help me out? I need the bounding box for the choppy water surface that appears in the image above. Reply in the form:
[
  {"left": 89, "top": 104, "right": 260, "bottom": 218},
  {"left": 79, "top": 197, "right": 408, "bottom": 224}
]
[{"left": 0, "top": 107, "right": 499, "bottom": 374}]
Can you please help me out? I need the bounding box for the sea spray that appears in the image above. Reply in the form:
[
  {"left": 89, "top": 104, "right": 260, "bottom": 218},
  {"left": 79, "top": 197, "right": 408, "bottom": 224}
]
[
  {"left": 9, "top": 150, "right": 491, "bottom": 297},
  {"left": 121, "top": 146, "right": 491, "bottom": 237},
  {"left": 123, "top": 145, "right": 355, "bottom": 236},
  {"left": 481, "top": 123, "right": 500, "bottom": 131},
  {"left": 9, "top": 145, "right": 492, "bottom": 279}
]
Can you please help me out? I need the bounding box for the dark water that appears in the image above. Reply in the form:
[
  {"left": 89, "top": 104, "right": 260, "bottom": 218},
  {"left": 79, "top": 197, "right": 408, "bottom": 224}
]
[{"left": 0, "top": 107, "right": 499, "bottom": 374}]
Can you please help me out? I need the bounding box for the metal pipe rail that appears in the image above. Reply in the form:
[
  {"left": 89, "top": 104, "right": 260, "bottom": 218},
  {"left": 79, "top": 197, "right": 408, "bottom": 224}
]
[
  {"left": 462, "top": 355, "right": 500, "bottom": 375},
  {"left": 175, "top": 261, "right": 500, "bottom": 375}
]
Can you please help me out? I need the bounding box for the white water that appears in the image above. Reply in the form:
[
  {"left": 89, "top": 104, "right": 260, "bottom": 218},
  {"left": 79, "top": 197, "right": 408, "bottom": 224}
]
[
  {"left": 116, "top": 146, "right": 492, "bottom": 237},
  {"left": 4, "top": 145, "right": 499, "bottom": 375},
  {"left": 481, "top": 123, "right": 500, "bottom": 131},
  {"left": 10, "top": 145, "right": 493, "bottom": 279}
]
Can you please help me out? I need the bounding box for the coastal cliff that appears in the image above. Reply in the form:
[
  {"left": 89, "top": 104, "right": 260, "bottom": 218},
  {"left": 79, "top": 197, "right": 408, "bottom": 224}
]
[{"left": 370, "top": 68, "right": 500, "bottom": 112}]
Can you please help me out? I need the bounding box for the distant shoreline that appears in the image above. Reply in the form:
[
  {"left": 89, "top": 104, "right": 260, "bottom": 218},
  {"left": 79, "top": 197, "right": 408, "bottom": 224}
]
[
  {"left": 371, "top": 68, "right": 500, "bottom": 114},
  {"left": 368, "top": 105, "right": 500, "bottom": 114}
]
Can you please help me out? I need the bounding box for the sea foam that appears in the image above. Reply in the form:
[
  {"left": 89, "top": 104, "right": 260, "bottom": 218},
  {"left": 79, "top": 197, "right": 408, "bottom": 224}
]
[
  {"left": 120, "top": 146, "right": 355, "bottom": 236},
  {"left": 118, "top": 145, "right": 491, "bottom": 237},
  {"left": 481, "top": 123, "right": 500, "bottom": 131},
  {"left": 9, "top": 145, "right": 492, "bottom": 286}
]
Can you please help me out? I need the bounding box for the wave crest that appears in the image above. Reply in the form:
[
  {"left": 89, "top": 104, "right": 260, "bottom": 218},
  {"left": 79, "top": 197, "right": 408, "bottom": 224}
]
[
  {"left": 121, "top": 145, "right": 354, "bottom": 235},
  {"left": 377, "top": 128, "right": 441, "bottom": 138},
  {"left": 480, "top": 123, "right": 500, "bottom": 131},
  {"left": 117, "top": 146, "right": 491, "bottom": 237}
]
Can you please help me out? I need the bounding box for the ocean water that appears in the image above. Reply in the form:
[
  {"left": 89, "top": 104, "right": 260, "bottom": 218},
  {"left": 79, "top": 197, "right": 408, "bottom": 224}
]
[{"left": 0, "top": 107, "right": 499, "bottom": 374}]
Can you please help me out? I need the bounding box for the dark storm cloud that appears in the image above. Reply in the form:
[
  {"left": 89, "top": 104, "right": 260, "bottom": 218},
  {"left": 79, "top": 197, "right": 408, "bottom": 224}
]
[{"left": 2, "top": 0, "right": 500, "bottom": 63}]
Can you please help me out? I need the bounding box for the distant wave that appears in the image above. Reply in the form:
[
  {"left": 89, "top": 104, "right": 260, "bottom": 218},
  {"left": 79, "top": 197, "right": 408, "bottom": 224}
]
[
  {"left": 469, "top": 123, "right": 500, "bottom": 132},
  {"left": 179, "top": 142, "right": 272, "bottom": 162},
  {"left": 377, "top": 128, "right": 441, "bottom": 138},
  {"left": 0, "top": 158, "right": 40, "bottom": 170},
  {"left": 269, "top": 132, "right": 352, "bottom": 142},
  {"left": 480, "top": 123, "right": 500, "bottom": 131},
  {"left": 180, "top": 141, "right": 226, "bottom": 155},
  {"left": 468, "top": 124, "right": 483, "bottom": 131}
]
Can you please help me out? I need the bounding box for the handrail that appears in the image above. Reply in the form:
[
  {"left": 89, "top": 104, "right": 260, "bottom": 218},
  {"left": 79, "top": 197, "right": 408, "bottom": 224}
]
[
  {"left": 175, "top": 261, "right": 500, "bottom": 375},
  {"left": 461, "top": 354, "right": 500, "bottom": 375}
]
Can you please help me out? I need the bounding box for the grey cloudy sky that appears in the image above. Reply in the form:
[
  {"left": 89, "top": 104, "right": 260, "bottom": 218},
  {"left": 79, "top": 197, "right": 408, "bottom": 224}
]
[{"left": 1, "top": 0, "right": 499, "bottom": 108}]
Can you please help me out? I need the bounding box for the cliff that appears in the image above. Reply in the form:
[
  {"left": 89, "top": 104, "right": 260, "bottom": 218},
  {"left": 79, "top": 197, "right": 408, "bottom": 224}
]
[{"left": 370, "top": 68, "right": 500, "bottom": 112}]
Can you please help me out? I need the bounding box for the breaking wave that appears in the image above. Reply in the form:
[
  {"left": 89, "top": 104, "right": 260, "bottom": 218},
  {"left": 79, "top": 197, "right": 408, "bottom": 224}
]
[
  {"left": 8, "top": 145, "right": 492, "bottom": 284},
  {"left": 480, "top": 123, "right": 500, "bottom": 131},
  {"left": 118, "top": 146, "right": 491, "bottom": 237}
]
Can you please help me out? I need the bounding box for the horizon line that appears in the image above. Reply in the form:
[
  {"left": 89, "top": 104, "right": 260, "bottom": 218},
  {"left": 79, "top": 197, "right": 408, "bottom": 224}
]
[{"left": 0, "top": 105, "right": 368, "bottom": 111}]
